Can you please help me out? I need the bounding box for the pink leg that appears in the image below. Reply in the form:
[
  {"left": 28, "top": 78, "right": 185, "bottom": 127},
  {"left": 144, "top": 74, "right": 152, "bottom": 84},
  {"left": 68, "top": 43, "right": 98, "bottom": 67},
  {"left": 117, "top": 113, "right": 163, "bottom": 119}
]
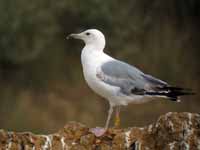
[{"left": 89, "top": 104, "right": 114, "bottom": 137}]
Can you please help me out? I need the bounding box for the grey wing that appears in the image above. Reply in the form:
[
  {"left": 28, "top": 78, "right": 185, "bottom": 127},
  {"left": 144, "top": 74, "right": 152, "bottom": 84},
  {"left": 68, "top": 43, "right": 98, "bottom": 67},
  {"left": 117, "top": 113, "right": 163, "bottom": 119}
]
[{"left": 97, "top": 60, "right": 168, "bottom": 96}]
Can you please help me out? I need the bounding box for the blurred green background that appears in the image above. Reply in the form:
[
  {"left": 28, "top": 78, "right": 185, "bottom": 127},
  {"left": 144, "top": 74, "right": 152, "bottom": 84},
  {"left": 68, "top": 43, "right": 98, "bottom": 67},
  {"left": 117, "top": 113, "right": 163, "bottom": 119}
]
[{"left": 0, "top": 0, "right": 199, "bottom": 134}]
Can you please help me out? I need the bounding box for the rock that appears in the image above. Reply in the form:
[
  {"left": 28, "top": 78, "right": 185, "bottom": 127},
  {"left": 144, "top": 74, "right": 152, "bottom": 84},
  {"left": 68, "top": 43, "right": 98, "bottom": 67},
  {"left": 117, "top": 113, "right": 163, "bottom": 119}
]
[{"left": 0, "top": 112, "right": 200, "bottom": 150}]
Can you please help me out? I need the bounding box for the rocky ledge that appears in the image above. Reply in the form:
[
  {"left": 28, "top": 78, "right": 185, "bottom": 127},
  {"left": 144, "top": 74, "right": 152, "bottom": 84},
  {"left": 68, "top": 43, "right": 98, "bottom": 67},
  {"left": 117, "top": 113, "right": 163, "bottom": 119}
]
[{"left": 0, "top": 112, "right": 200, "bottom": 150}]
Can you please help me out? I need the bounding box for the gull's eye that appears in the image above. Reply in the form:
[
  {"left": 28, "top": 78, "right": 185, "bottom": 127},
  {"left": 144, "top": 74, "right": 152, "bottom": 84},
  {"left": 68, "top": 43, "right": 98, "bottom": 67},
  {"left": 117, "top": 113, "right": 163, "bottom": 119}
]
[{"left": 86, "top": 32, "right": 90, "bottom": 36}]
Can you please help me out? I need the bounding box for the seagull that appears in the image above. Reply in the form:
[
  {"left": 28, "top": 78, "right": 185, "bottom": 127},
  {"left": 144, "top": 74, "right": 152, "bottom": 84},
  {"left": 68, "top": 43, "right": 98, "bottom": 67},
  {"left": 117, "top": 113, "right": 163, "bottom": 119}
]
[{"left": 67, "top": 29, "right": 193, "bottom": 136}]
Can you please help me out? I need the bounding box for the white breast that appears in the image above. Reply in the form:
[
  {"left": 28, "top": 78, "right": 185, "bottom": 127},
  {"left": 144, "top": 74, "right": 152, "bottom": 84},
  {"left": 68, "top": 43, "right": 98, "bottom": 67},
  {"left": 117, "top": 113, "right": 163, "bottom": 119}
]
[{"left": 81, "top": 48, "right": 119, "bottom": 100}]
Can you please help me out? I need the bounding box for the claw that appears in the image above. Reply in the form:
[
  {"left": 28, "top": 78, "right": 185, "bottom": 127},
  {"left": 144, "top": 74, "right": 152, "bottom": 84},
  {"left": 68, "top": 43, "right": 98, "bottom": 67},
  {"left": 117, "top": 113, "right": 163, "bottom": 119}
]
[{"left": 89, "top": 127, "right": 106, "bottom": 137}]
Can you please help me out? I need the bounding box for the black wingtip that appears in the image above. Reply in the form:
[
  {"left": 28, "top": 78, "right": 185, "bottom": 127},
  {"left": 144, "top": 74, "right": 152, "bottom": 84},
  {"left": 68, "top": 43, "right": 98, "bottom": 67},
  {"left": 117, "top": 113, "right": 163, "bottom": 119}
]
[
  {"left": 161, "top": 86, "right": 195, "bottom": 95},
  {"left": 145, "top": 86, "right": 195, "bottom": 102},
  {"left": 159, "top": 86, "right": 195, "bottom": 101}
]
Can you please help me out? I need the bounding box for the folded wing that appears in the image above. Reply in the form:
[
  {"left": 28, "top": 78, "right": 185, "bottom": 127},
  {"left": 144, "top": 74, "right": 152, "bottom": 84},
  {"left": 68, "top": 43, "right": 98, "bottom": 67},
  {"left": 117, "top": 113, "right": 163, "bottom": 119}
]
[{"left": 97, "top": 60, "right": 193, "bottom": 101}]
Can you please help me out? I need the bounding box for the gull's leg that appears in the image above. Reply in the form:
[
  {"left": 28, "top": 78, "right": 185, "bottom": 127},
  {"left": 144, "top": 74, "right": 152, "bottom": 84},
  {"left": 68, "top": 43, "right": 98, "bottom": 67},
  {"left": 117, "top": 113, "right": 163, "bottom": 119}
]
[
  {"left": 105, "top": 104, "right": 114, "bottom": 129},
  {"left": 89, "top": 104, "right": 113, "bottom": 137},
  {"left": 114, "top": 106, "right": 121, "bottom": 128}
]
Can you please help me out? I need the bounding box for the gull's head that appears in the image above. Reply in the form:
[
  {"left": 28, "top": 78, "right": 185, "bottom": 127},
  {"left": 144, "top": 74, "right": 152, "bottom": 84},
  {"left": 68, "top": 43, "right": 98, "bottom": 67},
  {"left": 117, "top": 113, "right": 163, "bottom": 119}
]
[{"left": 67, "top": 29, "right": 106, "bottom": 51}]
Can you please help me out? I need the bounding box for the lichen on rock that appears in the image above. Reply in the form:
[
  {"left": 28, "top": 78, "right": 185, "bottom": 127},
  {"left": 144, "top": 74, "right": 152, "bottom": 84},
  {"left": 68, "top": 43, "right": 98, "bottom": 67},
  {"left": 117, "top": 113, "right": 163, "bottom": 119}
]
[{"left": 0, "top": 112, "right": 200, "bottom": 150}]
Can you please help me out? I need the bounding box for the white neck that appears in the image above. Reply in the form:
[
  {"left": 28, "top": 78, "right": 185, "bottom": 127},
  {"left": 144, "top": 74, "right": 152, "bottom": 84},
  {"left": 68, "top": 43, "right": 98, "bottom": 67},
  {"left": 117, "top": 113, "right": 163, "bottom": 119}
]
[
  {"left": 81, "top": 43, "right": 105, "bottom": 69},
  {"left": 84, "top": 43, "right": 104, "bottom": 52},
  {"left": 81, "top": 44, "right": 102, "bottom": 61},
  {"left": 81, "top": 36, "right": 106, "bottom": 69}
]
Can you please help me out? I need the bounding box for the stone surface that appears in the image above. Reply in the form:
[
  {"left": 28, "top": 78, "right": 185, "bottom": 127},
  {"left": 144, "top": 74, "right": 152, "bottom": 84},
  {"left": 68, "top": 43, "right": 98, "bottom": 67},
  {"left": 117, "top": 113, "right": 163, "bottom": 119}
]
[{"left": 0, "top": 112, "right": 200, "bottom": 150}]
